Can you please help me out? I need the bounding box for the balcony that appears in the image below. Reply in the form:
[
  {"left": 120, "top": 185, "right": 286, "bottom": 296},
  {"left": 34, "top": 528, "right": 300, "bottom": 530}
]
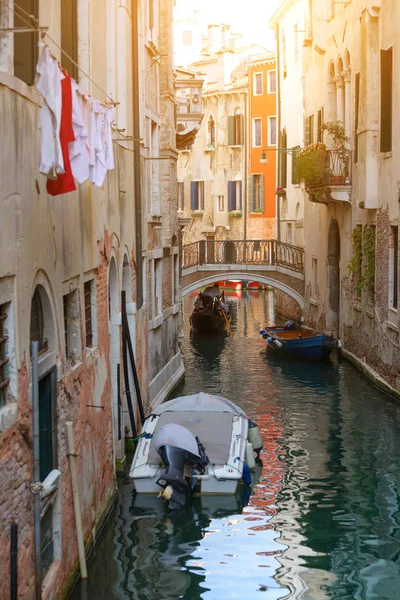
[{"left": 306, "top": 150, "right": 352, "bottom": 205}]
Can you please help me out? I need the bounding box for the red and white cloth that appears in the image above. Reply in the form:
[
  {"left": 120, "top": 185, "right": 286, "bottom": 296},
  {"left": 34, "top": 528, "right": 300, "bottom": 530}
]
[{"left": 35, "top": 47, "right": 115, "bottom": 196}]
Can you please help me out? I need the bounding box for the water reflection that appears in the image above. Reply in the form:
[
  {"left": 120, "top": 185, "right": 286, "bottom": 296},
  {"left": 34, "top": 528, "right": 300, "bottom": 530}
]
[{"left": 71, "top": 290, "right": 400, "bottom": 600}]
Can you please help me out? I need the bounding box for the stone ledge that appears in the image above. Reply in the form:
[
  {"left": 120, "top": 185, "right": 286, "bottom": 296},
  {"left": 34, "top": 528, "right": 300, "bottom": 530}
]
[{"left": 340, "top": 348, "right": 400, "bottom": 402}]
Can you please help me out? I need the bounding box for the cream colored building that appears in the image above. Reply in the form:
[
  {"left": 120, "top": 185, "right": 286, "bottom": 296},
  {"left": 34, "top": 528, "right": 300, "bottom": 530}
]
[
  {"left": 0, "top": 0, "right": 181, "bottom": 597},
  {"left": 272, "top": 0, "right": 400, "bottom": 397},
  {"left": 176, "top": 23, "right": 269, "bottom": 247}
]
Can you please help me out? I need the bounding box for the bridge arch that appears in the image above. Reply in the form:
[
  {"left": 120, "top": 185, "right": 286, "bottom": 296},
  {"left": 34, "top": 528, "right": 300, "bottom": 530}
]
[{"left": 181, "top": 271, "right": 304, "bottom": 311}]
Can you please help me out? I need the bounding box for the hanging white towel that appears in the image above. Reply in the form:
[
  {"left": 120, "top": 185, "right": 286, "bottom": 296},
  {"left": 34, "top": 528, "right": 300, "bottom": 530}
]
[
  {"left": 35, "top": 47, "right": 65, "bottom": 176},
  {"left": 70, "top": 81, "right": 90, "bottom": 183}
]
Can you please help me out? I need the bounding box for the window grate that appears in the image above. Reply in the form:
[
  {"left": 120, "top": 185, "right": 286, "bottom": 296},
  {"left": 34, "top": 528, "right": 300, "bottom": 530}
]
[
  {"left": 84, "top": 281, "right": 93, "bottom": 348},
  {"left": 0, "top": 306, "right": 9, "bottom": 407}
]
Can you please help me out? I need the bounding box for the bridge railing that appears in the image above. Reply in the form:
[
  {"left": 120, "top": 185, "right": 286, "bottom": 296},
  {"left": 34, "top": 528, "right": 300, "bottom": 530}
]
[{"left": 182, "top": 239, "right": 304, "bottom": 274}]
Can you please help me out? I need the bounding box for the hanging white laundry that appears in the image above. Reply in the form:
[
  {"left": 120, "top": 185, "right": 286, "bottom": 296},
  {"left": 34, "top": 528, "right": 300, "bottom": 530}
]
[
  {"left": 69, "top": 81, "right": 90, "bottom": 183},
  {"left": 35, "top": 47, "right": 65, "bottom": 176},
  {"left": 89, "top": 100, "right": 107, "bottom": 187}
]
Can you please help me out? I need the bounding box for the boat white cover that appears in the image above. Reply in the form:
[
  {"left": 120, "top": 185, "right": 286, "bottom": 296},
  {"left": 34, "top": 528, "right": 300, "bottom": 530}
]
[
  {"left": 151, "top": 392, "right": 246, "bottom": 416},
  {"left": 155, "top": 423, "right": 200, "bottom": 457}
]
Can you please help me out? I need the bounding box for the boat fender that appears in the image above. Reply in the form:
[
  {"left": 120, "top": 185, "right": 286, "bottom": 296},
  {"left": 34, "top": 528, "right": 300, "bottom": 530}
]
[
  {"left": 248, "top": 426, "right": 263, "bottom": 453},
  {"left": 246, "top": 442, "right": 256, "bottom": 470},
  {"left": 259, "top": 329, "right": 265, "bottom": 335},
  {"left": 242, "top": 463, "right": 251, "bottom": 485},
  {"left": 337, "top": 339, "right": 342, "bottom": 349},
  {"left": 267, "top": 337, "right": 274, "bottom": 344},
  {"left": 273, "top": 339, "right": 283, "bottom": 349}
]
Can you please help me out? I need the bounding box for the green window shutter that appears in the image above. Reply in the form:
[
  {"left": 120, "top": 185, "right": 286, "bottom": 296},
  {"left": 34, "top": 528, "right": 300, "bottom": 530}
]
[
  {"left": 228, "top": 116, "right": 235, "bottom": 146},
  {"left": 260, "top": 174, "right": 265, "bottom": 212},
  {"left": 238, "top": 115, "right": 244, "bottom": 145},
  {"left": 292, "top": 152, "right": 299, "bottom": 185},
  {"left": 304, "top": 117, "right": 310, "bottom": 146},
  {"left": 281, "top": 129, "right": 287, "bottom": 188},
  {"left": 249, "top": 176, "right": 255, "bottom": 212}
]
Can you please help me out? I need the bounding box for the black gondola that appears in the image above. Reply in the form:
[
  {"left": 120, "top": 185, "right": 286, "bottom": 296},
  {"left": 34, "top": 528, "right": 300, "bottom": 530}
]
[{"left": 190, "top": 283, "right": 231, "bottom": 334}]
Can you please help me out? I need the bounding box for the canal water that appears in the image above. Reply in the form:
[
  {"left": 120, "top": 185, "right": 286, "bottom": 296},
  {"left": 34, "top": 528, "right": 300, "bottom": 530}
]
[{"left": 71, "top": 290, "right": 400, "bottom": 600}]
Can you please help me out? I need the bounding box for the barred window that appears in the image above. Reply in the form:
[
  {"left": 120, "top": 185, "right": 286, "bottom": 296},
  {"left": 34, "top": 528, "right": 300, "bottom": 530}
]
[{"left": 0, "top": 304, "right": 10, "bottom": 407}]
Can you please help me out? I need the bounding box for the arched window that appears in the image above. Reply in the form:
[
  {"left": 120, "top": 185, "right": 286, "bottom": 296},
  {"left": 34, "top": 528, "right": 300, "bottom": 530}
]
[{"left": 30, "top": 288, "right": 45, "bottom": 352}]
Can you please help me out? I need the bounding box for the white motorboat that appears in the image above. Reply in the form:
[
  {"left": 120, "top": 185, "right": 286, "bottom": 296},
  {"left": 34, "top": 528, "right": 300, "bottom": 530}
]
[{"left": 129, "top": 392, "right": 263, "bottom": 509}]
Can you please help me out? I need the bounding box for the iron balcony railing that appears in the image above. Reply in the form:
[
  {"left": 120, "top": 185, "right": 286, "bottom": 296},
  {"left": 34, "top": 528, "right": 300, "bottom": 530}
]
[
  {"left": 182, "top": 239, "right": 305, "bottom": 274},
  {"left": 307, "top": 150, "right": 352, "bottom": 189}
]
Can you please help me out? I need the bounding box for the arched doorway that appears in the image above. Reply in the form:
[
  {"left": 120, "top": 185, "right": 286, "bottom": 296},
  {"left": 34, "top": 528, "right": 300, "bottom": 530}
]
[
  {"left": 326, "top": 219, "right": 340, "bottom": 334},
  {"left": 30, "top": 282, "right": 60, "bottom": 574},
  {"left": 108, "top": 258, "right": 122, "bottom": 461}
]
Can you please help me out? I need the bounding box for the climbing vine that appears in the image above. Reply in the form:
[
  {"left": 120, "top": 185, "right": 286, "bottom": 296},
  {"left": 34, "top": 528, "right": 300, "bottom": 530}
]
[
  {"left": 348, "top": 225, "right": 376, "bottom": 297},
  {"left": 363, "top": 225, "right": 376, "bottom": 295},
  {"left": 348, "top": 226, "right": 363, "bottom": 295}
]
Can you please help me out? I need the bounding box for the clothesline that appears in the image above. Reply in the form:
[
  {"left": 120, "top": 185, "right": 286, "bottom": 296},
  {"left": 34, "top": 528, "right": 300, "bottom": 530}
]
[{"left": 6, "top": 0, "right": 119, "bottom": 107}]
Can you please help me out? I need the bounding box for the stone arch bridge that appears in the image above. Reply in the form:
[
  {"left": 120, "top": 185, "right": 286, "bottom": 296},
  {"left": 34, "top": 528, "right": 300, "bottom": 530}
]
[{"left": 182, "top": 239, "right": 305, "bottom": 311}]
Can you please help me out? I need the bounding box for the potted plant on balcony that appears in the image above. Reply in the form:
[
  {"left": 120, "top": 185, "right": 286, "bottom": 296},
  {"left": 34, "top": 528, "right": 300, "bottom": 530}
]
[
  {"left": 276, "top": 186, "right": 286, "bottom": 197},
  {"left": 321, "top": 121, "right": 350, "bottom": 184},
  {"left": 295, "top": 142, "right": 327, "bottom": 188}
]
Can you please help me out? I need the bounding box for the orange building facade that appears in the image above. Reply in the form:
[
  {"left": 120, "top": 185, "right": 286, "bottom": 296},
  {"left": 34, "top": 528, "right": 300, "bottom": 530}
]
[{"left": 248, "top": 54, "right": 277, "bottom": 240}]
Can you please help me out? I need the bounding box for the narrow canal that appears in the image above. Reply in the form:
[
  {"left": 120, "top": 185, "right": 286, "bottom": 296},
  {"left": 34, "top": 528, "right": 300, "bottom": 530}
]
[{"left": 71, "top": 290, "right": 400, "bottom": 600}]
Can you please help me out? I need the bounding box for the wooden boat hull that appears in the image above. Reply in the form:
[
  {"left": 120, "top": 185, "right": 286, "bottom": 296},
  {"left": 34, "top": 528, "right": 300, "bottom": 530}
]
[
  {"left": 190, "top": 312, "right": 229, "bottom": 334},
  {"left": 261, "top": 327, "right": 338, "bottom": 361}
]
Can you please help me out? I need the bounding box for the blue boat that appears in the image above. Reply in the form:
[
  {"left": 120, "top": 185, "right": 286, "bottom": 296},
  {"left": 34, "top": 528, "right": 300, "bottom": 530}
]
[{"left": 259, "top": 321, "right": 339, "bottom": 361}]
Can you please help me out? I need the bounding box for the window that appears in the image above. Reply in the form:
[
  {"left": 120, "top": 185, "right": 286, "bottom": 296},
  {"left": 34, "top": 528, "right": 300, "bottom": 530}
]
[
  {"left": 317, "top": 108, "right": 324, "bottom": 143},
  {"left": 268, "top": 70, "right": 277, "bottom": 93},
  {"left": 182, "top": 30, "right": 192, "bottom": 45},
  {"left": 61, "top": 0, "right": 78, "bottom": 79},
  {"left": 389, "top": 226, "right": 398, "bottom": 310},
  {"left": 228, "top": 180, "right": 242, "bottom": 211},
  {"left": 228, "top": 113, "right": 243, "bottom": 145},
  {"left": 354, "top": 72, "right": 360, "bottom": 163},
  {"left": 380, "top": 47, "right": 392, "bottom": 153},
  {"left": 280, "top": 129, "right": 287, "bottom": 188},
  {"left": 268, "top": 116, "right": 277, "bottom": 146},
  {"left": 287, "top": 223, "right": 293, "bottom": 245},
  {"left": 30, "top": 288, "right": 46, "bottom": 353},
  {"left": 217, "top": 196, "right": 224, "bottom": 211},
  {"left": 84, "top": 280, "right": 95, "bottom": 348},
  {"left": 190, "top": 181, "right": 205, "bottom": 210},
  {"left": 249, "top": 174, "right": 264, "bottom": 212},
  {"left": 63, "top": 289, "right": 81, "bottom": 362},
  {"left": 13, "top": 0, "right": 39, "bottom": 85},
  {"left": 253, "top": 118, "right": 262, "bottom": 147},
  {"left": 172, "top": 252, "right": 179, "bottom": 304},
  {"left": 312, "top": 258, "right": 318, "bottom": 298},
  {"left": 148, "top": 119, "right": 160, "bottom": 215},
  {"left": 207, "top": 114, "right": 216, "bottom": 147},
  {"left": 178, "top": 182, "right": 184, "bottom": 211},
  {"left": 253, "top": 73, "right": 263, "bottom": 95},
  {"left": 305, "top": 114, "right": 314, "bottom": 146},
  {"left": 0, "top": 304, "right": 10, "bottom": 408},
  {"left": 153, "top": 258, "right": 162, "bottom": 318}
]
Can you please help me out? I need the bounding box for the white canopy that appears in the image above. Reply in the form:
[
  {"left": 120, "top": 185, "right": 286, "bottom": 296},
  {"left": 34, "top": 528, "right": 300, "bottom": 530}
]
[{"left": 152, "top": 392, "right": 246, "bottom": 416}]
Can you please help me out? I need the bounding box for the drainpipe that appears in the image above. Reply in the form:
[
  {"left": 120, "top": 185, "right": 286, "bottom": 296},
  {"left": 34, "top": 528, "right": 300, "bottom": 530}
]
[
  {"left": 32, "top": 341, "right": 42, "bottom": 600},
  {"left": 66, "top": 422, "right": 88, "bottom": 579},
  {"left": 132, "top": 0, "right": 143, "bottom": 309},
  {"left": 276, "top": 23, "right": 281, "bottom": 242},
  {"left": 244, "top": 90, "right": 248, "bottom": 243}
]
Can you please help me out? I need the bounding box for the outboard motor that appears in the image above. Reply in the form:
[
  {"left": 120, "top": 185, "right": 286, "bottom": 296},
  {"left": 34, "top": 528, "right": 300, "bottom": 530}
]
[
  {"left": 248, "top": 419, "right": 263, "bottom": 462},
  {"left": 156, "top": 424, "right": 209, "bottom": 510}
]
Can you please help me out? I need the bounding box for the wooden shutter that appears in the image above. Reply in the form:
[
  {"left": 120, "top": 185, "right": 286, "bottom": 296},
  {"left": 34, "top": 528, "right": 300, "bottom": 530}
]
[
  {"left": 380, "top": 48, "right": 392, "bottom": 153},
  {"left": 228, "top": 116, "right": 235, "bottom": 146},
  {"left": 248, "top": 176, "right": 255, "bottom": 212},
  {"left": 238, "top": 181, "right": 243, "bottom": 210},
  {"left": 260, "top": 174, "right": 265, "bottom": 212},
  {"left": 317, "top": 108, "right": 324, "bottom": 142},
  {"left": 292, "top": 152, "right": 299, "bottom": 185},
  {"left": 280, "top": 129, "right": 287, "bottom": 188},
  {"left": 354, "top": 73, "right": 360, "bottom": 163},
  {"left": 304, "top": 117, "right": 310, "bottom": 146},
  {"left": 201, "top": 181, "right": 205, "bottom": 209},
  {"left": 309, "top": 114, "right": 314, "bottom": 144},
  {"left": 61, "top": 0, "right": 78, "bottom": 79},
  {"left": 190, "top": 181, "right": 199, "bottom": 210},
  {"left": 237, "top": 115, "right": 243, "bottom": 145},
  {"left": 228, "top": 181, "right": 236, "bottom": 210}
]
